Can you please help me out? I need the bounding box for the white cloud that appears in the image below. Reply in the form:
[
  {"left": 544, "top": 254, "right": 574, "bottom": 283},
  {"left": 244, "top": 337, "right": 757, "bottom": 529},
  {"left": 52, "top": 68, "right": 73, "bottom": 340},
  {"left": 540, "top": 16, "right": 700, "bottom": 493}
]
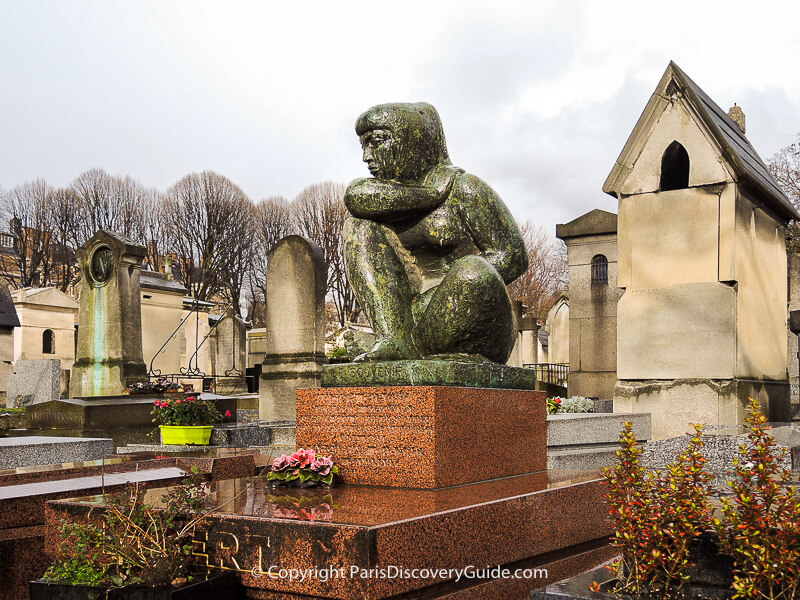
[{"left": 1, "top": 0, "right": 799, "bottom": 236}]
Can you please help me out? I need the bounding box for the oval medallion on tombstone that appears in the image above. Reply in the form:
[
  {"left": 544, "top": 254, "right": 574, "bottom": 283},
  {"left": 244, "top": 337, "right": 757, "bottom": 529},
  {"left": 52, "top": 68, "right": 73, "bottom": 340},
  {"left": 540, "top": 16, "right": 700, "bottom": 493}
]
[{"left": 90, "top": 246, "right": 114, "bottom": 285}]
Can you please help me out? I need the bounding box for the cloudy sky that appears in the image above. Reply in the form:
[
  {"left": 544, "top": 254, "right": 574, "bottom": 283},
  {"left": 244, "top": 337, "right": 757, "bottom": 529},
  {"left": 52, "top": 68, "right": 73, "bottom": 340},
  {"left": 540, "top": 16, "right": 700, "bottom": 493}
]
[{"left": 2, "top": 1, "right": 799, "bottom": 236}]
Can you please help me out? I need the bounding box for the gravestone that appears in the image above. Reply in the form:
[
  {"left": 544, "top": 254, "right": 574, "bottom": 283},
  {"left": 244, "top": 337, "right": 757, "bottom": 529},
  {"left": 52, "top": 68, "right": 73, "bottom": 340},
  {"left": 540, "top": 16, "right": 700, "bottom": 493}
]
[
  {"left": 6, "top": 359, "right": 61, "bottom": 407},
  {"left": 259, "top": 236, "right": 327, "bottom": 422},
  {"left": 211, "top": 307, "right": 248, "bottom": 394},
  {"left": 70, "top": 231, "right": 148, "bottom": 398}
]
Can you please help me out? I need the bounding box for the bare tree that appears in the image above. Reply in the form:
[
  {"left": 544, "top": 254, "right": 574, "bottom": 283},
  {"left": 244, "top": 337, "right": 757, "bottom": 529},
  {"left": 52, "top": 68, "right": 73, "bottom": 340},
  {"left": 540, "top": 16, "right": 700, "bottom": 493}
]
[
  {"left": 508, "top": 221, "right": 568, "bottom": 322},
  {"left": 163, "top": 171, "right": 254, "bottom": 314},
  {"left": 48, "top": 187, "right": 84, "bottom": 292},
  {"left": 71, "top": 169, "right": 148, "bottom": 243},
  {"left": 0, "top": 180, "right": 56, "bottom": 289},
  {"left": 247, "top": 195, "right": 295, "bottom": 325},
  {"left": 140, "top": 189, "right": 170, "bottom": 271},
  {"left": 291, "top": 182, "right": 358, "bottom": 326},
  {"left": 768, "top": 136, "right": 800, "bottom": 252},
  {"left": 769, "top": 135, "right": 800, "bottom": 208}
]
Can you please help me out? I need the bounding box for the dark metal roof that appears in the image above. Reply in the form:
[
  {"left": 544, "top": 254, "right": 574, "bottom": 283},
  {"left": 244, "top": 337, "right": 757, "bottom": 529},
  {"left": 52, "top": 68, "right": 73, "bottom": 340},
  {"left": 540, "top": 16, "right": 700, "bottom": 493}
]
[
  {"left": 140, "top": 271, "right": 188, "bottom": 294},
  {"left": 0, "top": 285, "right": 20, "bottom": 328},
  {"left": 670, "top": 62, "right": 799, "bottom": 221}
]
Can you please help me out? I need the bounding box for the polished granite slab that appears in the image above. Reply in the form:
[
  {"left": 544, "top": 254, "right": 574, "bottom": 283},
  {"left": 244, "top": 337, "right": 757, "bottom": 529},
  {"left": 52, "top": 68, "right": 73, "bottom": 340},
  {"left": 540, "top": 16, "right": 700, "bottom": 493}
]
[{"left": 48, "top": 470, "right": 611, "bottom": 600}]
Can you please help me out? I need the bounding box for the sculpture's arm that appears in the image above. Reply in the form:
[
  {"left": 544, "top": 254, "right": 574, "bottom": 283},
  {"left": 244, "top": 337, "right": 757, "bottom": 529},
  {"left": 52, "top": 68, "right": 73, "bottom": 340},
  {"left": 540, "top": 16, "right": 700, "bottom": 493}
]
[
  {"left": 453, "top": 174, "right": 529, "bottom": 284},
  {"left": 344, "top": 166, "right": 461, "bottom": 222}
]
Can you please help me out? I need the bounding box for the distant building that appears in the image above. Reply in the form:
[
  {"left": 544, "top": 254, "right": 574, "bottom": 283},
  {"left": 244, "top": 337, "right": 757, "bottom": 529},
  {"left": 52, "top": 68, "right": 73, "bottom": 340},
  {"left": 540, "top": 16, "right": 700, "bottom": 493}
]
[
  {"left": 556, "top": 209, "right": 620, "bottom": 403},
  {"left": 11, "top": 287, "right": 78, "bottom": 372}
]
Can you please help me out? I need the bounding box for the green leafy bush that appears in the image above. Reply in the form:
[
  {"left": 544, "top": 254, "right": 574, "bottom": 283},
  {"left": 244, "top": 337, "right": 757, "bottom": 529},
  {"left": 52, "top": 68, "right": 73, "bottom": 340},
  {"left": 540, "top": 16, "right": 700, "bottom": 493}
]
[
  {"left": 603, "top": 423, "right": 713, "bottom": 597},
  {"left": 151, "top": 395, "right": 224, "bottom": 426},
  {"left": 603, "top": 399, "right": 800, "bottom": 599},
  {"left": 547, "top": 395, "right": 594, "bottom": 414},
  {"left": 714, "top": 398, "right": 800, "bottom": 599}
]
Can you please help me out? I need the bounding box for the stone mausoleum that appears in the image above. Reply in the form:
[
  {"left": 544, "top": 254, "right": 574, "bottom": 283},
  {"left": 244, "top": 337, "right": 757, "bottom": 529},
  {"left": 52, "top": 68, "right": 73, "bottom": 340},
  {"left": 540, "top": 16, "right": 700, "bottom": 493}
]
[
  {"left": 603, "top": 61, "right": 798, "bottom": 439},
  {"left": 557, "top": 209, "right": 621, "bottom": 405}
]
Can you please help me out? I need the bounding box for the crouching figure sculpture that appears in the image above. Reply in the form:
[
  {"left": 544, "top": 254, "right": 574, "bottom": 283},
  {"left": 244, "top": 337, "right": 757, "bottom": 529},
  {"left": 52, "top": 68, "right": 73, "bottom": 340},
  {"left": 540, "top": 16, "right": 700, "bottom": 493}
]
[{"left": 343, "top": 102, "right": 528, "bottom": 364}]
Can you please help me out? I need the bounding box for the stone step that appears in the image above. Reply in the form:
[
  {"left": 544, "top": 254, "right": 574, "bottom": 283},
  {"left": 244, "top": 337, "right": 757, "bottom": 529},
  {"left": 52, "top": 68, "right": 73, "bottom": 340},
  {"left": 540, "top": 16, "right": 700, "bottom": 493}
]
[
  {"left": 547, "top": 447, "right": 617, "bottom": 472},
  {"left": 0, "top": 436, "right": 113, "bottom": 470},
  {"left": 547, "top": 412, "right": 652, "bottom": 447}
]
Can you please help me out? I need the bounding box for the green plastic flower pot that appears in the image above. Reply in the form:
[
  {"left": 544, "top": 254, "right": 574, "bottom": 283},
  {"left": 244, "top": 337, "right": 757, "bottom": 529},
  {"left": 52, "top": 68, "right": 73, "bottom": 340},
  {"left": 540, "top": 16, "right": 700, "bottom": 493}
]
[{"left": 159, "top": 425, "right": 213, "bottom": 445}]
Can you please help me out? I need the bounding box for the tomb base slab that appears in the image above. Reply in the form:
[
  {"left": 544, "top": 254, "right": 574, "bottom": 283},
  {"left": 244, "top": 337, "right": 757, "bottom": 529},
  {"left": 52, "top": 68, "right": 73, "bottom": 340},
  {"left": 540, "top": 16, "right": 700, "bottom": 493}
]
[{"left": 48, "top": 471, "right": 612, "bottom": 600}]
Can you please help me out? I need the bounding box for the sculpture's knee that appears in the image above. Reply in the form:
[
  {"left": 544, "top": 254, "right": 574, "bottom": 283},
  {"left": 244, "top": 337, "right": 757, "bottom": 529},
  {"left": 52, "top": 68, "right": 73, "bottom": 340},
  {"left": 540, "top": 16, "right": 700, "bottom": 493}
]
[
  {"left": 416, "top": 254, "right": 515, "bottom": 363},
  {"left": 343, "top": 216, "right": 388, "bottom": 241},
  {"left": 344, "top": 217, "right": 380, "bottom": 266}
]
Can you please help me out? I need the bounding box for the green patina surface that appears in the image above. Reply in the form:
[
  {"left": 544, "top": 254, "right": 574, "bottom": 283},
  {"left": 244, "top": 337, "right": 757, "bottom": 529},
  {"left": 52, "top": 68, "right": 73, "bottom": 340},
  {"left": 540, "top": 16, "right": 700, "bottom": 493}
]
[
  {"left": 322, "top": 360, "right": 538, "bottom": 390},
  {"left": 343, "top": 102, "right": 528, "bottom": 367}
]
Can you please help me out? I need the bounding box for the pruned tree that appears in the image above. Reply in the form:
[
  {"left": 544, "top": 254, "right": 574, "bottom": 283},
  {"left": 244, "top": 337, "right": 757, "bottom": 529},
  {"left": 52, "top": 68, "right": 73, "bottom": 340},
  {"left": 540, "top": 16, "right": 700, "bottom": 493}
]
[
  {"left": 290, "top": 182, "right": 358, "bottom": 326},
  {"left": 70, "top": 168, "right": 148, "bottom": 244},
  {"left": 0, "top": 179, "right": 54, "bottom": 289},
  {"left": 48, "top": 187, "right": 84, "bottom": 292},
  {"left": 507, "top": 221, "right": 568, "bottom": 322},
  {"left": 163, "top": 171, "right": 254, "bottom": 314},
  {"left": 247, "top": 195, "right": 295, "bottom": 326}
]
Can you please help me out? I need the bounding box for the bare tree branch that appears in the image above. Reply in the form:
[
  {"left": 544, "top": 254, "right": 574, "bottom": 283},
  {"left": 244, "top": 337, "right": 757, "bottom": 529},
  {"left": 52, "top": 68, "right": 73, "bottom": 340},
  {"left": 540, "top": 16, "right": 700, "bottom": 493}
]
[
  {"left": 507, "top": 221, "right": 568, "bottom": 321},
  {"left": 0, "top": 179, "right": 54, "bottom": 288},
  {"left": 290, "top": 182, "right": 358, "bottom": 326},
  {"left": 163, "top": 171, "right": 254, "bottom": 315}
]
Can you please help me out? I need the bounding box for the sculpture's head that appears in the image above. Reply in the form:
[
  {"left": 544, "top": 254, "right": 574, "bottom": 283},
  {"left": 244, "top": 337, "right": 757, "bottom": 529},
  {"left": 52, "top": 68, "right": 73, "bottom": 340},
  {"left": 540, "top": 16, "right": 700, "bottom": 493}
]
[{"left": 355, "top": 102, "right": 451, "bottom": 183}]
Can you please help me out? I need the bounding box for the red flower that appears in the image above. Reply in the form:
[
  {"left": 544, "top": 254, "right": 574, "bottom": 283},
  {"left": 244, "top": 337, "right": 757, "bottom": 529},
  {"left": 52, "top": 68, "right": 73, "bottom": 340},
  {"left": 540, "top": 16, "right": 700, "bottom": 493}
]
[
  {"left": 176, "top": 399, "right": 182, "bottom": 404},
  {"left": 225, "top": 410, "right": 232, "bottom": 418},
  {"left": 290, "top": 448, "right": 316, "bottom": 468}
]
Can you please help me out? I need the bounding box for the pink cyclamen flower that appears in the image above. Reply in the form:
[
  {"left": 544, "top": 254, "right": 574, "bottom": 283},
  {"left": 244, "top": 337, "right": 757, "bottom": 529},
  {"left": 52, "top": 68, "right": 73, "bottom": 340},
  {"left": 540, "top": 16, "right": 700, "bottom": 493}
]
[
  {"left": 311, "top": 456, "right": 334, "bottom": 476},
  {"left": 271, "top": 454, "right": 291, "bottom": 471},
  {"left": 225, "top": 410, "right": 232, "bottom": 418}
]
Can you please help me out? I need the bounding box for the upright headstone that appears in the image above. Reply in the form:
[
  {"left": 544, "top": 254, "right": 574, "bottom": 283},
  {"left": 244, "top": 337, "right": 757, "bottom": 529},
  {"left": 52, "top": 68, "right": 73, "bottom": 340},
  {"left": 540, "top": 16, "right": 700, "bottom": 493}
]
[
  {"left": 6, "top": 359, "right": 61, "bottom": 407},
  {"left": 71, "top": 231, "right": 148, "bottom": 398},
  {"left": 259, "top": 236, "right": 327, "bottom": 422},
  {"left": 212, "top": 306, "right": 248, "bottom": 395}
]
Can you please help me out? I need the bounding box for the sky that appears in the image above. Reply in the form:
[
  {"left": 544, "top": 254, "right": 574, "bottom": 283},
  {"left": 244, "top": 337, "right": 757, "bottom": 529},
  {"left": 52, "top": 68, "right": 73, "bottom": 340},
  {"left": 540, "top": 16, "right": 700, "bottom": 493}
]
[{"left": 2, "top": 1, "right": 799, "bottom": 237}]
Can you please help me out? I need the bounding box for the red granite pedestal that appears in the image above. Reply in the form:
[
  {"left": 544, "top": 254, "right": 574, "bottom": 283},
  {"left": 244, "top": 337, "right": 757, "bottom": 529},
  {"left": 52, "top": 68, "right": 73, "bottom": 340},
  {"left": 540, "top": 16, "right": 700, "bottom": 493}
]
[{"left": 296, "top": 386, "right": 547, "bottom": 488}]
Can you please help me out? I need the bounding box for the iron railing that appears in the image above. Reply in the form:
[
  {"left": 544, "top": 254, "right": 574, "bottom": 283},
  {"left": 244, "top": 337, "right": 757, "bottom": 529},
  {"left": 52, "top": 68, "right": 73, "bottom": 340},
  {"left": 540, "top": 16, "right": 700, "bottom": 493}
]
[{"left": 522, "top": 362, "right": 569, "bottom": 387}]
